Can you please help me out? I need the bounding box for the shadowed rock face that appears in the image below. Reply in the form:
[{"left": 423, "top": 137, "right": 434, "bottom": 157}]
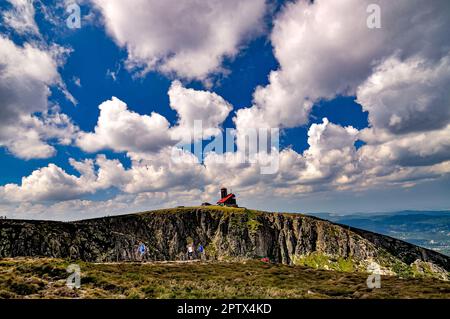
[{"left": 0, "top": 208, "right": 449, "bottom": 272}]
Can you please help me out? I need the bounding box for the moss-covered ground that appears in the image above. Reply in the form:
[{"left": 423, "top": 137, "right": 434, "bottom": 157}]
[{"left": 1, "top": 258, "right": 450, "bottom": 299}]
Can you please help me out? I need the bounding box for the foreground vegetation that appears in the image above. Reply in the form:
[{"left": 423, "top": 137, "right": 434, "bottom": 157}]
[{"left": 1, "top": 258, "right": 450, "bottom": 299}]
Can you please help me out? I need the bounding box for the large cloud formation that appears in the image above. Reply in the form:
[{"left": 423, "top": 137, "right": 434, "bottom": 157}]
[
  {"left": 76, "top": 80, "right": 233, "bottom": 158},
  {"left": 235, "top": 0, "right": 450, "bottom": 129},
  {"left": 233, "top": 0, "right": 450, "bottom": 187},
  {"left": 1, "top": 0, "right": 450, "bottom": 219},
  {"left": 357, "top": 55, "right": 450, "bottom": 135},
  {"left": 91, "top": 0, "right": 267, "bottom": 80},
  {"left": 169, "top": 80, "right": 233, "bottom": 142},
  {"left": 0, "top": 35, "right": 77, "bottom": 159},
  {"left": 76, "top": 97, "right": 174, "bottom": 155},
  {"left": 0, "top": 0, "right": 78, "bottom": 160}
]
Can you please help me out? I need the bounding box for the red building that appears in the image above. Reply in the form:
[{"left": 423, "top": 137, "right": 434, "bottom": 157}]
[{"left": 217, "top": 187, "right": 237, "bottom": 207}]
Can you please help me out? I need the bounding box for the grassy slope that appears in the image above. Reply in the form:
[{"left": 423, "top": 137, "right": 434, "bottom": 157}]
[{"left": 1, "top": 258, "right": 450, "bottom": 299}]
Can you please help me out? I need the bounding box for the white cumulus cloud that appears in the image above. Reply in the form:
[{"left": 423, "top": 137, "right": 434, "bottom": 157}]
[
  {"left": 76, "top": 97, "right": 174, "bottom": 155},
  {"left": 234, "top": 0, "right": 450, "bottom": 130},
  {"left": 169, "top": 80, "right": 232, "bottom": 143},
  {"left": 357, "top": 55, "right": 450, "bottom": 134},
  {"left": 0, "top": 35, "right": 78, "bottom": 159},
  {"left": 91, "top": 0, "right": 267, "bottom": 80}
]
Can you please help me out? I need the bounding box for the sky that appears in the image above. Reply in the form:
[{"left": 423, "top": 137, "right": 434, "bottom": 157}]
[{"left": 0, "top": 0, "right": 449, "bottom": 220}]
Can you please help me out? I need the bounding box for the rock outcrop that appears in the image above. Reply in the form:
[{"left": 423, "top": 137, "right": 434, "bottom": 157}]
[{"left": 1, "top": 207, "right": 449, "bottom": 276}]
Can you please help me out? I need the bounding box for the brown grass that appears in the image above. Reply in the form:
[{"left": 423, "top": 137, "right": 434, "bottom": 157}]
[{"left": 1, "top": 258, "right": 449, "bottom": 299}]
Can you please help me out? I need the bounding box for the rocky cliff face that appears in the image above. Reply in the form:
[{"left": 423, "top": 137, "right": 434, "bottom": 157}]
[{"left": 1, "top": 207, "right": 449, "bottom": 276}]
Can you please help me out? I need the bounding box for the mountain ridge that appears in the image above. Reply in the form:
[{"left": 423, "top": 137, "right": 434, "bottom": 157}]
[
  {"left": 1, "top": 207, "right": 449, "bottom": 279},
  {"left": 311, "top": 211, "right": 450, "bottom": 256}
]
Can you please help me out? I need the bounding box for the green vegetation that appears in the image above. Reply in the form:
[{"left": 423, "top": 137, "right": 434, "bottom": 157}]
[
  {"left": 292, "top": 253, "right": 357, "bottom": 272},
  {"left": 138, "top": 206, "right": 247, "bottom": 217},
  {"left": 390, "top": 260, "right": 414, "bottom": 278},
  {"left": 293, "top": 253, "right": 331, "bottom": 269},
  {"left": 226, "top": 208, "right": 263, "bottom": 236},
  {"left": 204, "top": 243, "right": 218, "bottom": 259},
  {"left": 136, "top": 206, "right": 303, "bottom": 220},
  {"left": 376, "top": 248, "right": 416, "bottom": 278},
  {"left": 244, "top": 209, "right": 262, "bottom": 235},
  {"left": 410, "top": 260, "right": 448, "bottom": 281},
  {"left": 1, "top": 257, "right": 450, "bottom": 299},
  {"left": 292, "top": 251, "right": 450, "bottom": 281},
  {"left": 336, "top": 257, "right": 355, "bottom": 272}
]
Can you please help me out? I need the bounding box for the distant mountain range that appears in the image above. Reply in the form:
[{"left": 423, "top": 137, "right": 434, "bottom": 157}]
[{"left": 309, "top": 211, "right": 450, "bottom": 256}]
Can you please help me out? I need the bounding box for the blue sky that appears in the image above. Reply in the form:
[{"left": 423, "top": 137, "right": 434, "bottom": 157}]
[{"left": 0, "top": 0, "right": 449, "bottom": 220}]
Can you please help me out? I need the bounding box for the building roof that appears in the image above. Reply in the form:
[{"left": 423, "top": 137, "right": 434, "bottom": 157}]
[{"left": 217, "top": 193, "right": 235, "bottom": 204}]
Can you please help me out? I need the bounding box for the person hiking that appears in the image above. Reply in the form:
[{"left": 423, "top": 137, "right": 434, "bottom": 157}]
[
  {"left": 197, "top": 244, "right": 204, "bottom": 260},
  {"left": 187, "top": 244, "right": 194, "bottom": 260},
  {"left": 138, "top": 242, "right": 146, "bottom": 261}
]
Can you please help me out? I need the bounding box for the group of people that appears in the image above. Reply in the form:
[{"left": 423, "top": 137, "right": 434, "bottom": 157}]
[
  {"left": 187, "top": 243, "right": 205, "bottom": 260},
  {"left": 135, "top": 241, "right": 205, "bottom": 261}
]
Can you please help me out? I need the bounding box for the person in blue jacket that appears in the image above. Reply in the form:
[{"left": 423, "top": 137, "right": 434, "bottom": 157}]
[
  {"left": 138, "top": 242, "right": 146, "bottom": 261},
  {"left": 197, "top": 244, "right": 204, "bottom": 260}
]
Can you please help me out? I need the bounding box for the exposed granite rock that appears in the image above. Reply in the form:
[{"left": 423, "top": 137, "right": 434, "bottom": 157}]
[{"left": 0, "top": 207, "right": 449, "bottom": 277}]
